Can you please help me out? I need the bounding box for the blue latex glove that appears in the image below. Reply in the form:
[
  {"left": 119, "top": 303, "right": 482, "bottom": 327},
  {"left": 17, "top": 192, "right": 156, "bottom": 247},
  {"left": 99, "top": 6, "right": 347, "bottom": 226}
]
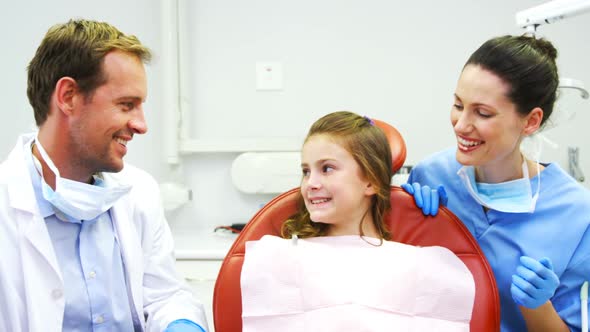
[
  {"left": 510, "top": 256, "right": 560, "bottom": 309},
  {"left": 401, "top": 182, "right": 448, "bottom": 216},
  {"left": 164, "top": 319, "right": 206, "bottom": 332}
]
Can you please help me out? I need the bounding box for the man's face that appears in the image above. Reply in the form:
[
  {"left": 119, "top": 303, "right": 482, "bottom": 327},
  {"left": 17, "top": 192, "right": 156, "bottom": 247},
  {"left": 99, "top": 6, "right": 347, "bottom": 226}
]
[{"left": 68, "top": 50, "right": 148, "bottom": 175}]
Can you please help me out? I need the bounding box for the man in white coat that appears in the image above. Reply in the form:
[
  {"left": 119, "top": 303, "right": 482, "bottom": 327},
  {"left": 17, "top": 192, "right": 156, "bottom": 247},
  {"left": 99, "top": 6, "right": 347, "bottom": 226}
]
[{"left": 0, "top": 19, "right": 208, "bottom": 332}]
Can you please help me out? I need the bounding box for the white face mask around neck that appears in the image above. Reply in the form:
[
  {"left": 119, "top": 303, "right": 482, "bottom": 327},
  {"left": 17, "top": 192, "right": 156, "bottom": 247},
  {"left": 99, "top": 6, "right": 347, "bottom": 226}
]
[{"left": 33, "top": 136, "right": 131, "bottom": 221}]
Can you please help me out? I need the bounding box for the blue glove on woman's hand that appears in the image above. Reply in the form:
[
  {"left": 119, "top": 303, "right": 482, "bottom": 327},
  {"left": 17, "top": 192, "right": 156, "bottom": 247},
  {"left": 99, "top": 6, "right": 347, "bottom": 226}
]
[
  {"left": 510, "top": 256, "right": 559, "bottom": 309},
  {"left": 401, "top": 182, "right": 448, "bottom": 216},
  {"left": 164, "top": 319, "right": 206, "bottom": 332}
]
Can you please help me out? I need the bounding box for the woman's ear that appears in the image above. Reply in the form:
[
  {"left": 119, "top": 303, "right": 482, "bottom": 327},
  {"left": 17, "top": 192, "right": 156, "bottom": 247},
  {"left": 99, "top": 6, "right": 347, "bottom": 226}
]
[{"left": 523, "top": 107, "right": 544, "bottom": 136}]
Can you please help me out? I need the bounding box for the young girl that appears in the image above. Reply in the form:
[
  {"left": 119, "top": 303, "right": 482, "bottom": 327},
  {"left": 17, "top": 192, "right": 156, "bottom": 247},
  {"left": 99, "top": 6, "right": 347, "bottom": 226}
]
[
  {"left": 282, "top": 110, "right": 393, "bottom": 241},
  {"left": 240, "top": 111, "right": 476, "bottom": 331}
]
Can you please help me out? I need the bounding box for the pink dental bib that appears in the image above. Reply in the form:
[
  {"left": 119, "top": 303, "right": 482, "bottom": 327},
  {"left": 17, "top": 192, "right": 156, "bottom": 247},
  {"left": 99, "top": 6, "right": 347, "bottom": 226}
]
[{"left": 241, "top": 235, "right": 475, "bottom": 332}]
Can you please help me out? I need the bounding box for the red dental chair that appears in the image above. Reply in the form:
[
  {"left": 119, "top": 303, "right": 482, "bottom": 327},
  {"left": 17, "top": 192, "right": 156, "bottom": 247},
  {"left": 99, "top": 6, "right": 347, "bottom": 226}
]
[{"left": 213, "top": 119, "right": 501, "bottom": 332}]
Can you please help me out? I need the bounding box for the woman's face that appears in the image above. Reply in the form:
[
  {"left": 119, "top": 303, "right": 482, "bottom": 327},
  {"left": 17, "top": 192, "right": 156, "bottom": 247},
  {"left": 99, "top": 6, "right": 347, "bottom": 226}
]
[{"left": 451, "top": 65, "right": 530, "bottom": 170}]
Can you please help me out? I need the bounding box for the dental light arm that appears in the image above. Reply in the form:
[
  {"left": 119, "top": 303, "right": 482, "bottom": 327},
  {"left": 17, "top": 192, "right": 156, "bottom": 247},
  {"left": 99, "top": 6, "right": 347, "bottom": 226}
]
[
  {"left": 516, "top": 0, "right": 590, "bottom": 32},
  {"left": 560, "top": 78, "right": 590, "bottom": 99},
  {"left": 516, "top": 1, "right": 590, "bottom": 101}
]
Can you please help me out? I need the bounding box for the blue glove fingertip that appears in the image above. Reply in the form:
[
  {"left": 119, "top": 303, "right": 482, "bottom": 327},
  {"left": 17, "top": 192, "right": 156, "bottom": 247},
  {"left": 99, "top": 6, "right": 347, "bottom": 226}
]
[
  {"left": 430, "top": 188, "right": 439, "bottom": 216},
  {"left": 512, "top": 295, "right": 524, "bottom": 306},
  {"left": 437, "top": 185, "right": 448, "bottom": 206},
  {"left": 412, "top": 182, "right": 424, "bottom": 208},
  {"left": 510, "top": 281, "right": 524, "bottom": 304},
  {"left": 401, "top": 183, "right": 414, "bottom": 194},
  {"left": 421, "top": 185, "right": 432, "bottom": 215},
  {"left": 519, "top": 255, "right": 532, "bottom": 265},
  {"left": 539, "top": 257, "right": 553, "bottom": 270},
  {"left": 165, "top": 319, "right": 206, "bottom": 332}
]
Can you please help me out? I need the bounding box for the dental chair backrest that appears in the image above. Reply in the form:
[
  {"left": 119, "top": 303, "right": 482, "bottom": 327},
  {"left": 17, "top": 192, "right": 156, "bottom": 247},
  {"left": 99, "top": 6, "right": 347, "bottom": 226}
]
[{"left": 213, "top": 119, "right": 501, "bottom": 332}]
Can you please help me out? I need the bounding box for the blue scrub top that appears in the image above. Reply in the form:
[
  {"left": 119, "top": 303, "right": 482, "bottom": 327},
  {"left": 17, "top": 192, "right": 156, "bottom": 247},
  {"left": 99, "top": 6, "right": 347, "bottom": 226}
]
[{"left": 409, "top": 147, "right": 590, "bottom": 332}]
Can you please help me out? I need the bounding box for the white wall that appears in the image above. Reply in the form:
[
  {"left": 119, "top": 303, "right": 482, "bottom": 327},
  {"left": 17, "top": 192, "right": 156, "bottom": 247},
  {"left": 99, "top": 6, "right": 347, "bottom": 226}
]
[{"left": 2, "top": 0, "right": 590, "bottom": 251}]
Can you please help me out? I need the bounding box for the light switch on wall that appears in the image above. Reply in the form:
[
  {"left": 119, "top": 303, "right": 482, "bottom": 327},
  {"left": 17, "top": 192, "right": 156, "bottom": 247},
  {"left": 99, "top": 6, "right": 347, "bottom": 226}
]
[{"left": 256, "top": 62, "right": 283, "bottom": 91}]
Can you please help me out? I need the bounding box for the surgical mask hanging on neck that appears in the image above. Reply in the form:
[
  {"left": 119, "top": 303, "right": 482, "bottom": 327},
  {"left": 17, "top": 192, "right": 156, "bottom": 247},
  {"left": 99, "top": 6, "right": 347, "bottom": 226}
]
[
  {"left": 34, "top": 136, "right": 131, "bottom": 221},
  {"left": 457, "top": 159, "right": 540, "bottom": 213}
]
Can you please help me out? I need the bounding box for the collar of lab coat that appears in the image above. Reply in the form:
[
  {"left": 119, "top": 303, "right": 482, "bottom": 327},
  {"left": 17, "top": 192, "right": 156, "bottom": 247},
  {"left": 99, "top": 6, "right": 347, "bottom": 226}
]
[
  {"left": 2, "top": 134, "right": 63, "bottom": 280},
  {"left": 5, "top": 133, "right": 39, "bottom": 214}
]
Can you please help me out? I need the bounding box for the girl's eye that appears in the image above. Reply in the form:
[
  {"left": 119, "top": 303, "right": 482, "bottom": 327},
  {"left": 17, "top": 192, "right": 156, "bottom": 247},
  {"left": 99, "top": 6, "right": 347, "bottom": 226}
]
[
  {"left": 322, "top": 165, "right": 334, "bottom": 173},
  {"left": 453, "top": 103, "right": 464, "bottom": 111},
  {"left": 302, "top": 168, "right": 310, "bottom": 176}
]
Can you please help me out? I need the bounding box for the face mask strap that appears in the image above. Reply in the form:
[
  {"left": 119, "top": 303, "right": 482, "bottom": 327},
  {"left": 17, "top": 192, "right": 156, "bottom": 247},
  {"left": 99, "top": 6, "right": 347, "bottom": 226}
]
[
  {"left": 34, "top": 136, "right": 62, "bottom": 182},
  {"left": 520, "top": 156, "right": 541, "bottom": 210},
  {"left": 457, "top": 166, "right": 490, "bottom": 208},
  {"left": 521, "top": 134, "right": 544, "bottom": 205}
]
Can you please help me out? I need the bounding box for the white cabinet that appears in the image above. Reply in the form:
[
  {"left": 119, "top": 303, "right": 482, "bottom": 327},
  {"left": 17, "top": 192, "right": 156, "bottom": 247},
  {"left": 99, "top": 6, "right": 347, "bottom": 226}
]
[{"left": 175, "top": 259, "right": 224, "bottom": 332}]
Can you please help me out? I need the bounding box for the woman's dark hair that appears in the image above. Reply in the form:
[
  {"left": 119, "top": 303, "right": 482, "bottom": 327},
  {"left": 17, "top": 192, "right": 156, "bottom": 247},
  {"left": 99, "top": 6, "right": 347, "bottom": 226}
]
[{"left": 465, "top": 35, "right": 558, "bottom": 127}]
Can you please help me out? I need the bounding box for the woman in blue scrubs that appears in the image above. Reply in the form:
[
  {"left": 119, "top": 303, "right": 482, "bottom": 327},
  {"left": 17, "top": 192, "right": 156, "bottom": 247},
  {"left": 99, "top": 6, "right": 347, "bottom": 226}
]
[{"left": 405, "top": 35, "right": 590, "bottom": 331}]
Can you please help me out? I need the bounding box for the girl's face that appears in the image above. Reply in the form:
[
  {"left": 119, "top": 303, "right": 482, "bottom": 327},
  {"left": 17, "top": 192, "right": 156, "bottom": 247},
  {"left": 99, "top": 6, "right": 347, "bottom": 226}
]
[
  {"left": 300, "top": 134, "right": 375, "bottom": 236},
  {"left": 451, "top": 65, "right": 531, "bottom": 173}
]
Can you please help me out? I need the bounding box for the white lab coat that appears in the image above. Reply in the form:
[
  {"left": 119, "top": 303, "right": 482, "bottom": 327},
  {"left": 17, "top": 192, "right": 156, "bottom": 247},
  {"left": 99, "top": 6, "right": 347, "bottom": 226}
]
[{"left": 0, "top": 133, "right": 208, "bottom": 332}]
